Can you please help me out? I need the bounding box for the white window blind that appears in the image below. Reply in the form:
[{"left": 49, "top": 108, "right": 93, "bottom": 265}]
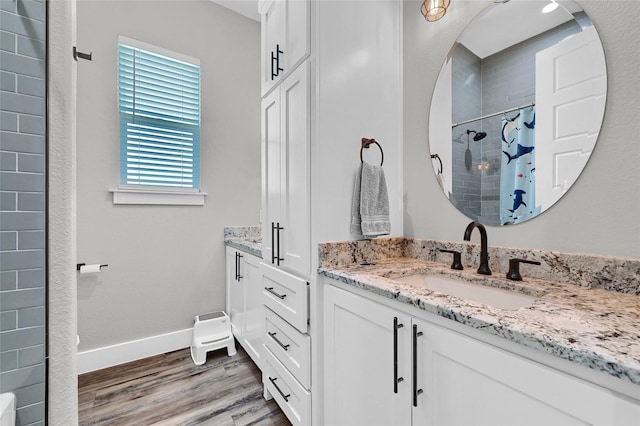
[{"left": 118, "top": 37, "right": 201, "bottom": 189}]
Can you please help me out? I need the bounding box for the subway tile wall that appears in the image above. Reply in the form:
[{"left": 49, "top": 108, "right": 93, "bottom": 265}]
[{"left": 0, "top": 0, "right": 47, "bottom": 425}]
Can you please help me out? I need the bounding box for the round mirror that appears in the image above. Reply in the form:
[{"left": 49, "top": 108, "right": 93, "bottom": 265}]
[{"left": 429, "top": 0, "right": 606, "bottom": 226}]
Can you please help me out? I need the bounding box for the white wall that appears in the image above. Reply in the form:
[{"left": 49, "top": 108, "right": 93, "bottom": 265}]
[
  {"left": 76, "top": 0, "right": 261, "bottom": 351},
  {"left": 403, "top": 0, "right": 640, "bottom": 258},
  {"left": 312, "top": 0, "right": 403, "bottom": 245}
]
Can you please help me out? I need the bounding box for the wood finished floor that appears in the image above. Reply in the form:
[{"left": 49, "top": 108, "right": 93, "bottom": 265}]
[{"left": 78, "top": 346, "right": 291, "bottom": 426}]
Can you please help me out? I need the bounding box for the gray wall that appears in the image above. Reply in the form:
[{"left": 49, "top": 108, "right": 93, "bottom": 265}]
[
  {"left": 76, "top": 1, "right": 261, "bottom": 351},
  {"left": 404, "top": 0, "right": 640, "bottom": 258},
  {"left": 0, "top": 0, "right": 47, "bottom": 424}
]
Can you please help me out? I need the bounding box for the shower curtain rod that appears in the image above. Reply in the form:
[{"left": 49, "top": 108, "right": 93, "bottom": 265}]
[{"left": 452, "top": 102, "right": 535, "bottom": 128}]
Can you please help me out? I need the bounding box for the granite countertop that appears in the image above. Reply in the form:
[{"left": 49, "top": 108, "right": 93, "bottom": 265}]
[
  {"left": 224, "top": 226, "right": 262, "bottom": 258},
  {"left": 319, "top": 257, "right": 640, "bottom": 386}
]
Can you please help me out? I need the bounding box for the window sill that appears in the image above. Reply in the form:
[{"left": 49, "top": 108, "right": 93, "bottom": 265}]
[{"left": 109, "top": 188, "right": 207, "bottom": 206}]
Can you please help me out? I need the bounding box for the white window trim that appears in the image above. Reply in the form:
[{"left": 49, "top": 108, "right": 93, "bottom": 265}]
[
  {"left": 118, "top": 36, "right": 200, "bottom": 66},
  {"left": 115, "top": 36, "right": 204, "bottom": 206},
  {"left": 109, "top": 187, "right": 207, "bottom": 206}
]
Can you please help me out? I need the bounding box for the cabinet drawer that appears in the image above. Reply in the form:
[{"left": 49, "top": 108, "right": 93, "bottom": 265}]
[
  {"left": 264, "top": 306, "right": 311, "bottom": 389},
  {"left": 261, "top": 262, "right": 308, "bottom": 333},
  {"left": 264, "top": 345, "right": 311, "bottom": 426}
]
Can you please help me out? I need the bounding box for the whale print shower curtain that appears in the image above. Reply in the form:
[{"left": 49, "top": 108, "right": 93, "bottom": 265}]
[{"left": 500, "top": 107, "right": 540, "bottom": 224}]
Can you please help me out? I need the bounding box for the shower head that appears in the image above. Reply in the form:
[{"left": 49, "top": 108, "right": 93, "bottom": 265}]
[
  {"left": 474, "top": 131, "right": 487, "bottom": 141},
  {"left": 466, "top": 129, "right": 487, "bottom": 141}
]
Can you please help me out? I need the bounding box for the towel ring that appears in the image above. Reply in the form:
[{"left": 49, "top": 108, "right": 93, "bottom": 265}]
[
  {"left": 361, "top": 138, "right": 384, "bottom": 166},
  {"left": 430, "top": 154, "right": 442, "bottom": 174}
]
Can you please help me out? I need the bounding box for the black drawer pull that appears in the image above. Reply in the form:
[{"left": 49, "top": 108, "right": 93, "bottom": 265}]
[
  {"left": 265, "top": 287, "right": 287, "bottom": 300},
  {"left": 268, "top": 331, "right": 290, "bottom": 351},
  {"left": 269, "top": 376, "right": 290, "bottom": 402}
]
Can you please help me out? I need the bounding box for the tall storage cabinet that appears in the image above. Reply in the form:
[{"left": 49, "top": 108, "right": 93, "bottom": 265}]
[
  {"left": 260, "top": 0, "right": 403, "bottom": 423},
  {"left": 260, "top": 1, "right": 311, "bottom": 424}
]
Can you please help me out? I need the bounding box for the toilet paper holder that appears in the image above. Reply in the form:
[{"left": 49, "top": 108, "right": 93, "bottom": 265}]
[{"left": 76, "top": 263, "right": 108, "bottom": 271}]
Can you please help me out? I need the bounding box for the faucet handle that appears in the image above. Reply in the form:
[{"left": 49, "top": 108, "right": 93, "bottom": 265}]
[
  {"left": 506, "top": 258, "right": 541, "bottom": 281},
  {"left": 439, "top": 249, "right": 463, "bottom": 270}
]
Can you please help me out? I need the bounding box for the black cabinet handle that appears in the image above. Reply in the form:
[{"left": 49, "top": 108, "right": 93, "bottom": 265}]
[
  {"left": 413, "top": 324, "right": 424, "bottom": 407},
  {"left": 270, "top": 222, "right": 284, "bottom": 265},
  {"left": 275, "top": 44, "right": 284, "bottom": 76},
  {"left": 236, "top": 252, "right": 243, "bottom": 281},
  {"left": 265, "top": 287, "right": 287, "bottom": 300},
  {"left": 270, "top": 44, "right": 284, "bottom": 80},
  {"left": 393, "top": 317, "right": 404, "bottom": 394},
  {"left": 268, "top": 331, "right": 290, "bottom": 351},
  {"left": 276, "top": 222, "right": 284, "bottom": 265},
  {"left": 271, "top": 50, "right": 277, "bottom": 80},
  {"left": 269, "top": 376, "right": 290, "bottom": 402},
  {"left": 271, "top": 222, "right": 276, "bottom": 264}
]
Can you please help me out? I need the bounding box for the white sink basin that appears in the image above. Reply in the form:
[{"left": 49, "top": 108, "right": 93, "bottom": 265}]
[{"left": 396, "top": 274, "right": 537, "bottom": 310}]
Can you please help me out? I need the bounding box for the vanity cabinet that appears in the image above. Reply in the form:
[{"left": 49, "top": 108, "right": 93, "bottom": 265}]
[
  {"left": 225, "top": 246, "right": 263, "bottom": 369},
  {"left": 261, "top": 61, "right": 310, "bottom": 278},
  {"left": 324, "top": 282, "right": 640, "bottom": 426},
  {"left": 324, "top": 283, "right": 412, "bottom": 426},
  {"left": 259, "top": 0, "right": 309, "bottom": 97}
]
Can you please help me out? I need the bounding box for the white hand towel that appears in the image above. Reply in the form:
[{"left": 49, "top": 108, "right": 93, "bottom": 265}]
[{"left": 351, "top": 161, "right": 390, "bottom": 238}]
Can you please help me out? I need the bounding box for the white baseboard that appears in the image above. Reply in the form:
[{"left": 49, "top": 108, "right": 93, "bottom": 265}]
[{"left": 77, "top": 328, "right": 193, "bottom": 374}]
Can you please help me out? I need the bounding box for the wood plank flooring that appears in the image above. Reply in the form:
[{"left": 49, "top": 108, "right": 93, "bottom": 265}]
[{"left": 78, "top": 346, "right": 291, "bottom": 426}]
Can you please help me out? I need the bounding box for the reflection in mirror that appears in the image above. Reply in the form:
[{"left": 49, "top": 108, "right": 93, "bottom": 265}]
[{"left": 429, "top": 0, "right": 606, "bottom": 226}]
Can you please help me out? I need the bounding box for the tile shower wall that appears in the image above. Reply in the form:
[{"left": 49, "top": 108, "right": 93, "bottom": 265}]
[
  {"left": 451, "top": 45, "right": 482, "bottom": 220},
  {"left": 0, "top": 0, "right": 47, "bottom": 425},
  {"left": 451, "top": 19, "right": 582, "bottom": 225}
]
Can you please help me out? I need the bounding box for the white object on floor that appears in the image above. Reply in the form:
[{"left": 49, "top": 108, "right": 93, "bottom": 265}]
[
  {"left": 0, "top": 392, "right": 15, "bottom": 426},
  {"left": 190, "top": 311, "right": 236, "bottom": 365}
]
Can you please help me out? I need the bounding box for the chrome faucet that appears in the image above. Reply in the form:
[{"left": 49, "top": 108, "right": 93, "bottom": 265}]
[{"left": 463, "top": 221, "right": 491, "bottom": 275}]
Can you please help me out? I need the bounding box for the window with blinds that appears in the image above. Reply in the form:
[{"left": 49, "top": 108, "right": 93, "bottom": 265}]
[{"left": 118, "top": 37, "right": 201, "bottom": 189}]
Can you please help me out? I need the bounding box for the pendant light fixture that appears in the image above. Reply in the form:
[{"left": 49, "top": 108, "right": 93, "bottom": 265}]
[{"left": 421, "top": 0, "right": 450, "bottom": 22}]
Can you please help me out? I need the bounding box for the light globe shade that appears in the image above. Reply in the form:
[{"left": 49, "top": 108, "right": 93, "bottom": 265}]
[{"left": 421, "top": 0, "right": 450, "bottom": 22}]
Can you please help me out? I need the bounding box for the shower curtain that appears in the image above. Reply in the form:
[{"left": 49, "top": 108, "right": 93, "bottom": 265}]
[{"left": 500, "top": 107, "right": 540, "bottom": 224}]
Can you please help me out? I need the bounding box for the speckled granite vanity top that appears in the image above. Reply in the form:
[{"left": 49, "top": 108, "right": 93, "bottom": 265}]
[
  {"left": 224, "top": 226, "right": 262, "bottom": 258},
  {"left": 318, "top": 238, "right": 640, "bottom": 386}
]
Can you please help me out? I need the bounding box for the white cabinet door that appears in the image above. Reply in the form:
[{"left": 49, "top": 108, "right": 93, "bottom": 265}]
[
  {"left": 414, "top": 317, "right": 639, "bottom": 426},
  {"left": 260, "top": 0, "right": 309, "bottom": 97},
  {"left": 324, "top": 285, "right": 412, "bottom": 426},
  {"left": 261, "top": 87, "right": 282, "bottom": 267},
  {"left": 261, "top": 62, "right": 310, "bottom": 277},
  {"left": 260, "top": 0, "right": 282, "bottom": 97},
  {"left": 282, "top": 0, "right": 309, "bottom": 77},
  {"left": 226, "top": 247, "right": 244, "bottom": 340},
  {"left": 242, "top": 253, "right": 263, "bottom": 370},
  {"left": 279, "top": 62, "right": 310, "bottom": 276},
  {"left": 226, "top": 247, "right": 263, "bottom": 370}
]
